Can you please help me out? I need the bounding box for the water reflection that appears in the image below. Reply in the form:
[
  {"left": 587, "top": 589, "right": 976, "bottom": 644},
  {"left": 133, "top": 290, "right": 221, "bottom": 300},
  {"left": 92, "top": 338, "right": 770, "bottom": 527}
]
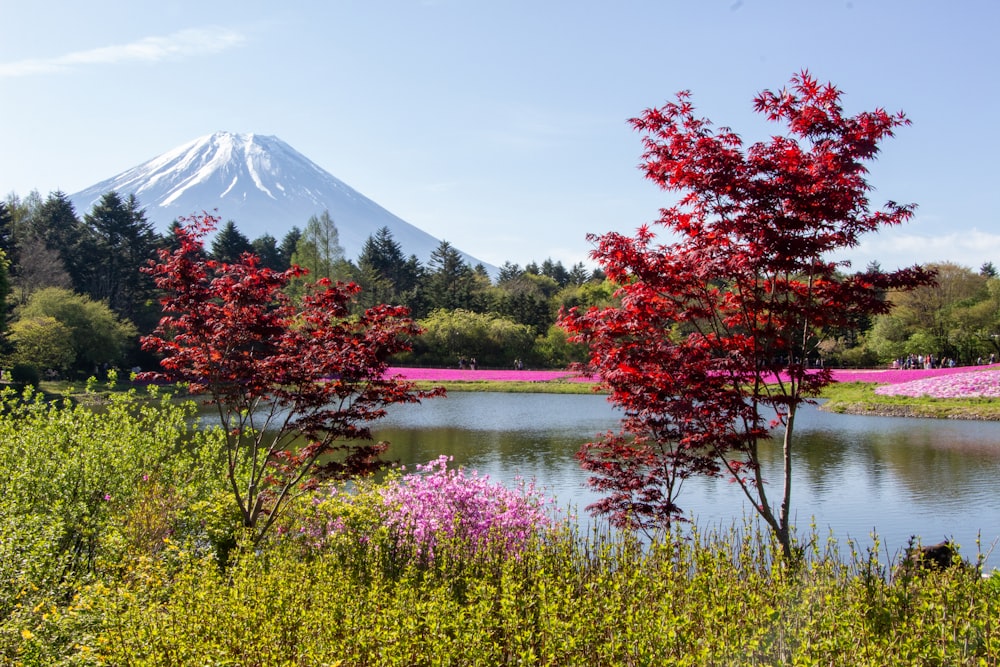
[{"left": 374, "top": 392, "right": 1000, "bottom": 569}]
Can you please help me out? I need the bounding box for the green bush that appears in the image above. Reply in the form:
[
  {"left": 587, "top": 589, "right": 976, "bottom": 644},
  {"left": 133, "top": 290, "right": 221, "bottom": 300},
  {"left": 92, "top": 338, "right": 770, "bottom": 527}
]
[
  {"left": 85, "top": 518, "right": 1000, "bottom": 666},
  {"left": 8, "top": 362, "right": 40, "bottom": 387},
  {"left": 0, "top": 382, "right": 229, "bottom": 663}
]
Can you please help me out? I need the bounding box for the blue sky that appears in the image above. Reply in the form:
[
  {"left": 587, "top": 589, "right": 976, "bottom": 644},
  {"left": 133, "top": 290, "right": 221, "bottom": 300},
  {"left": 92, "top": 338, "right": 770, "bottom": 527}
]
[{"left": 1, "top": 0, "right": 998, "bottom": 271}]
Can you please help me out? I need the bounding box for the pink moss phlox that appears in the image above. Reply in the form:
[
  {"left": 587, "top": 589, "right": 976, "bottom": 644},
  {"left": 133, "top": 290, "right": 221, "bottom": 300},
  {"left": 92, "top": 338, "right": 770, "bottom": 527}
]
[
  {"left": 388, "top": 365, "right": 996, "bottom": 386},
  {"left": 380, "top": 455, "right": 554, "bottom": 561},
  {"left": 388, "top": 367, "right": 594, "bottom": 383},
  {"left": 873, "top": 368, "right": 1000, "bottom": 398}
]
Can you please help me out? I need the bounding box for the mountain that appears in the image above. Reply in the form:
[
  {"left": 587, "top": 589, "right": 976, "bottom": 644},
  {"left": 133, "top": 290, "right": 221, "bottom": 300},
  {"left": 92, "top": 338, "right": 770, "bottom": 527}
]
[{"left": 70, "top": 132, "right": 491, "bottom": 269}]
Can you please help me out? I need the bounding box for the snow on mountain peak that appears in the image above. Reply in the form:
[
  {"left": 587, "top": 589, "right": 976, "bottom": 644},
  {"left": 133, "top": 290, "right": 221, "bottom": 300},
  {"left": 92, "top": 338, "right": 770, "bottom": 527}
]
[{"left": 70, "top": 132, "right": 491, "bottom": 269}]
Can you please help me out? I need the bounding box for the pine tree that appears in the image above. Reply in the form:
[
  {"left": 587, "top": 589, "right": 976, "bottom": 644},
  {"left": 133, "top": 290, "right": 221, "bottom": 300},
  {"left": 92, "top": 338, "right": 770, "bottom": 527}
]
[
  {"left": 278, "top": 226, "right": 302, "bottom": 269},
  {"left": 0, "top": 249, "right": 9, "bottom": 336},
  {"left": 82, "top": 191, "right": 158, "bottom": 320},
  {"left": 210, "top": 220, "right": 253, "bottom": 263},
  {"left": 27, "top": 191, "right": 92, "bottom": 294},
  {"left": 252, "top": 233, "right": 284, "bottom": 271},
  {"left": 424, "top": 240, "right": 484, "bottom": 312},
  {"left": 356, "top": 226, "right": 423, "bottom": 309},
  {"left": 0, "top": 201, "right": 13, "bottom": 259}
]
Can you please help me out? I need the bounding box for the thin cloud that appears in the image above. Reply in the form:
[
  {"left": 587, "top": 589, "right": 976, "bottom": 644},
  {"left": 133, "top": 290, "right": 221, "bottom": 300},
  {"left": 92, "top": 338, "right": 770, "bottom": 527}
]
[
  {"left": 834, "top": 228, "right": 1000, "bottom": 271},
  {"left": 0, "top": 27, "right": 246, "bottom": 78}
]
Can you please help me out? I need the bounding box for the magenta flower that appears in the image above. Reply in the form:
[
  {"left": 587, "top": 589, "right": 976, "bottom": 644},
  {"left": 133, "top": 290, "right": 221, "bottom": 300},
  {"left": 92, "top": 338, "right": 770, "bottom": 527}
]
[
  {"left": 387, "top": 365, "right": 993, "bottom": 386},
  {"left": 387, "top": 366, "right": 593, "bottom": 383}
]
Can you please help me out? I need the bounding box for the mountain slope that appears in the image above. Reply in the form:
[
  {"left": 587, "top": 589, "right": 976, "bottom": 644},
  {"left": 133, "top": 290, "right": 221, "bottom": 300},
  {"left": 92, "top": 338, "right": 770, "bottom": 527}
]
[{"left": 70, "top": 132, "right": 489, "bottom": 269}]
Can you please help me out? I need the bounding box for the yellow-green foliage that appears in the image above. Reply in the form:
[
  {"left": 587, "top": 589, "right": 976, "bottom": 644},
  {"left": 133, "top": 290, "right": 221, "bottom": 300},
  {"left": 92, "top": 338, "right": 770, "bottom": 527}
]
[
  {"left": 2, "top": 388, "right": 999, "bottom": 665},
  {"left": 66, "top": 523, "right": 1000, "bottom": 665},
  {"left": 0, "top": 382, "right": 229, "bottom": 663}
]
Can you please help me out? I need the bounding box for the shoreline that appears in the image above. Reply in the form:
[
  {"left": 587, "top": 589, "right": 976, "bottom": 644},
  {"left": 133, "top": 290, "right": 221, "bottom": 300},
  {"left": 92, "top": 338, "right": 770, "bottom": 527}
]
[
  {"left": 390, "top": 365, "right": 1000, "bottom": 420},
  {"left": 819, "top": 400, "right": 1000, "bottom": 421}
]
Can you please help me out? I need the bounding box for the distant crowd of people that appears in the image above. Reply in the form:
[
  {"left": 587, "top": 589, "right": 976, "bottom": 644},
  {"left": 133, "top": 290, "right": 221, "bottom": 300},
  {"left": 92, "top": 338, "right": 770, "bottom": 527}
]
[
  {"left": 456, "top": 357, "right": 525, "bottom": 371},
  {"left": 890, "top": 353, "right": 996, "bottom": 370}
]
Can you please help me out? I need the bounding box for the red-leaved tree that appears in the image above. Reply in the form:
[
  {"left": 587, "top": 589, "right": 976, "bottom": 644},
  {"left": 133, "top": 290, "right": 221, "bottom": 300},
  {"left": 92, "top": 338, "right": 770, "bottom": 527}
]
[
  {"left": 140, "top": 215, "right": 443, "bottom": 542},
  {"left": 560, "top": 72, "right": 936, "bottom": 558}
]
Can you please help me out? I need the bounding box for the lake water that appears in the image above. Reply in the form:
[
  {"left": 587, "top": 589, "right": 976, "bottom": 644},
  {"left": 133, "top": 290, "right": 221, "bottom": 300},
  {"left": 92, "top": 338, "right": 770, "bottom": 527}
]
[{"left": 373, "top": 391, "right": 1000, "bottom": 570}]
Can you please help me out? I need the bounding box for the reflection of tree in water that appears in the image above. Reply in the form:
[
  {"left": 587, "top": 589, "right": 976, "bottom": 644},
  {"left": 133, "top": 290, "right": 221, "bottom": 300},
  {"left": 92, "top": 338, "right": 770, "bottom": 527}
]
[
  {"left": 377, "top": 426, "right": 584, "bottom": 478},
  {"left": 868, "top": 427, "right": 1000, "bottom": 507},
  {"left": 752, "top": 420, "right": 1000, "bottom": 511}
]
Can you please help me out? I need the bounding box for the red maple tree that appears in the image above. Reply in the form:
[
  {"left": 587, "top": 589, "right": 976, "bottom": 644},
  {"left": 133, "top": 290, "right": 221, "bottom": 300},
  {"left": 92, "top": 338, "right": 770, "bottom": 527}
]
[
  {"left": 560, "top": 72, "right": 935, "bottom": 558},
  {"left": 140, "top": 215, "right": 442, "bottom": 541}
]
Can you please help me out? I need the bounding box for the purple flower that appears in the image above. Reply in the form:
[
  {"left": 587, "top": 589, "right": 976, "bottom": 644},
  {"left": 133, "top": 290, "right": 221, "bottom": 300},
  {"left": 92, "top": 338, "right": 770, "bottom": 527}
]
[{"left": 379, "top": 455, "right": 554, "bottom": 562}]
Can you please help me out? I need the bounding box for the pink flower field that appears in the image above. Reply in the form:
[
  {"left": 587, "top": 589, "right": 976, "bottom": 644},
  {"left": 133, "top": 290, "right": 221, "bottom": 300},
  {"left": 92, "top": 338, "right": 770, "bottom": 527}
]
[
  {"left": 387, "top": 367, "right": 589, "bottom": 383},
  {"left": 872, "top": 368, "right": 1000, "bottom": 398},
  {"left": 389, "top": 365, "right": 1000, "bottom": 399}
]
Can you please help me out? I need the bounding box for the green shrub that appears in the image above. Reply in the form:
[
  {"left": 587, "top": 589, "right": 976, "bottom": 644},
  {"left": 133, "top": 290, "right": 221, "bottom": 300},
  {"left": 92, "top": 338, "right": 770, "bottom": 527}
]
[
  {"left": 0, "top": 382, "right": 229, "bottom": 663},
  {"left": 88, "top": 519, "right": 1000, "bottom": 666},
  {"left": 8, "top": 362, "right": 40, "bottom": 387}
]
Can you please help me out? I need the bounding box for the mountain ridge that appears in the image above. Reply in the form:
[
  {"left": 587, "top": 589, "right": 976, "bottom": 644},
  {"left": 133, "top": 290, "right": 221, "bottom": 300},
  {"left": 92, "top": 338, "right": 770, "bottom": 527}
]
[{"left": 70, "top": 132, "right": 492, "bottom": 270}]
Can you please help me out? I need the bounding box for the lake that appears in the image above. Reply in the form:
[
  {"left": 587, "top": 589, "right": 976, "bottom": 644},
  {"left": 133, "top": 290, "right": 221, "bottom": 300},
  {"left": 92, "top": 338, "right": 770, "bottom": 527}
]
[{"left": 373, "top": 391, "right": 1000, "bottom": 570}]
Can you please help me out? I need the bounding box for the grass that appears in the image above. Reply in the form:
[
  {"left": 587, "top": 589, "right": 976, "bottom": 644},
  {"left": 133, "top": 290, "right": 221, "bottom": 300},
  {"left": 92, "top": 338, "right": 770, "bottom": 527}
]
[
  {"left": 414, "top": 368, "right": 1000, "bottom": 421},
  {"left": 20, "top": 365, "right": 1000, "bottom": 419},
  {"left": 819, "top": 381, "right": 1000, "bottom": 421}
]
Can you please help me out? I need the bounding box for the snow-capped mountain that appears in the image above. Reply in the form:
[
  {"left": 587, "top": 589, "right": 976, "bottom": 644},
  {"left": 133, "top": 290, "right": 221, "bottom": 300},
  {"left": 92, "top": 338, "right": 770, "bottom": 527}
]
[{"left": 70, "top": 132, "right": 489, "bottom": 269}]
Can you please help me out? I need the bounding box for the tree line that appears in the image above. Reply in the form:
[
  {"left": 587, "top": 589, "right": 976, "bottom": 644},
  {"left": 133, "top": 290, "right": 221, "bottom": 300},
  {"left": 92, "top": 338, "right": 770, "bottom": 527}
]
[
  {"left": 1, "top": 187, "right": 998, "bottom": 382},
  {"left": 0, "top": 190, "right": 611, "bottom": 379}
]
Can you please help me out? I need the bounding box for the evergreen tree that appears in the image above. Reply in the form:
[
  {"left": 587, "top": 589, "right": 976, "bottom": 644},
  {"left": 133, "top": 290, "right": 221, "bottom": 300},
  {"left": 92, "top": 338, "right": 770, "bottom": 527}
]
[
  {"left": 540, "top": 258, "right": 571, "bottom": 287},
  {"left": 492, "top": 270, "right": 559, "bottom": 334},
  {"left": 423, "top": 240, "right": 484, "bottom": 312},
  {"left": 496, "top": 261, "right": 522, "bottom": 284},
  {"left": 278, "top": 226, "right": 302, "bottom": 269},
  {"left": 0, "top": 201, "right": 13, "bottom": 259},
  {"left": 210, "top": 220, "right": 253, "bottom": 263},
  {"left": 252, "top": 233, "right": 284, "bottom": 271},
  {"left": 0, "top": 248, "right": 9, "bottom": 336},
  {"left": 568, "top": 262, "right": 591, "bottom": 286},
  {"left": 163, "top": 221, "right": 185, "bottom": 253},
  {"left": 82, "top": 191, "right": 158, "bottom": 320},
  {"left": 26, "top": 191, "right": 92, "bottom": 293},
  {"left": 356, "top": 226, "right": 423, "bottom": 310}
]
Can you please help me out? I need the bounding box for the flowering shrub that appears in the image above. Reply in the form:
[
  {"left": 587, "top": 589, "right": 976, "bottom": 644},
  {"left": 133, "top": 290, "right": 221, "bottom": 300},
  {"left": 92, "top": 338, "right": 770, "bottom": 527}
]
[
  {"left": 379, "top": 456, "right": 554, "bottom": 562},
  {"left": 874, "top": 369, "right": 1000, "bottom": 398}
]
